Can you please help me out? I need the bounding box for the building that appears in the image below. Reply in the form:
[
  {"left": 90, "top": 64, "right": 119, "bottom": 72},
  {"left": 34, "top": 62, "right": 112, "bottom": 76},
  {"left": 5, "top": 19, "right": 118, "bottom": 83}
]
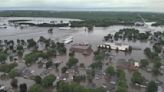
[
  {"left": 104, "top": 42, "right": 129, "bottom": 51},
  {"left": 135, "top": 22, "right": 144, "bottom": 26},
  {"left": 63, "top": 36, "right": 73, "bottom": 44},
  {"left": 70, "top": 43, "right": 93, "bottom": 55}
]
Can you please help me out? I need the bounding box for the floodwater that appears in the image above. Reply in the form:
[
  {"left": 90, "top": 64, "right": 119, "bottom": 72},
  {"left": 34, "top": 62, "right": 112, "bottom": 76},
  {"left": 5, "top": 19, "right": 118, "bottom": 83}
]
[
  {"left": 0, "top": 18, "right": 161, "bottom": 61},
  {"left": 0, "top": 17, "right": 164, "bottom": 91}
]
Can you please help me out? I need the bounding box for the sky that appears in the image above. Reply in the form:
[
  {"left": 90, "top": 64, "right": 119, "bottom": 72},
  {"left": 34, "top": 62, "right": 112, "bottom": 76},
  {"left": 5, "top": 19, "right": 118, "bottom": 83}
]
[{"left": 0, "top": 0, "right": 164, "bottom": 12}]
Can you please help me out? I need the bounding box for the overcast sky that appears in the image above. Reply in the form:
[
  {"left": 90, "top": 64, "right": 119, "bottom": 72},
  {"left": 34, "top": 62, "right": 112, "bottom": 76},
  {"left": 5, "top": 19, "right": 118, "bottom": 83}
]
[{"left": 0, "top": 0, "right": 164, "bottom": 12}]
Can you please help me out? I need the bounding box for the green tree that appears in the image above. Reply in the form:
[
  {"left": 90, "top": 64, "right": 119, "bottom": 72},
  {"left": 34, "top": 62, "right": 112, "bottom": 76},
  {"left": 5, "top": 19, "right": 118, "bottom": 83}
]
[
  {"left": 140, "top": 59, "right": 149, "bottom": 68},
  {"left": 28, "top": 84, "right": 43, "bottom": 92},
  {"left": 46, "top": 60, "right": 53, "bottom": 69},
  {"left": 105, "top": 66, "right": 115, "bottom": 76},
  {"left": 34, "top": 76, "right": 42, "bottom": 84},
  {"left": 0, "top": 63, "right": 17, "bottom": 73},
  {"left": 146, "top": 81, "right": 157, "bottom": 92},
  {"left": 131, "top": 71, "right": 144, "bottom": 84},
  {"left": 27, "top": 39, "right": 37, "bottom": 48},
  {"left": 42, "top": 74, "right": 56, "bottom": 87},
  {"left": 0, "top": 52, "right": 8, "bottom": 63},
  {"left": 17, "top": 45, "right": 24, "bottom": 51},
  {"left": 47, "top": 48, "right": 56, "bottom": 57},
  {"left": 10, "top": 78, "right": 18, "bottom": 89},
  {"left": 9, "top": 68, "right": 19, "bottom": 78},
  {"left": 153, "top": 44, "right": 162, "bottom": 53},
  {"left": 116, "top": 86, "right": 127, "bottom": 92},
  {"left": 66, "top": 57, "right": 79, "bottom": 68}
]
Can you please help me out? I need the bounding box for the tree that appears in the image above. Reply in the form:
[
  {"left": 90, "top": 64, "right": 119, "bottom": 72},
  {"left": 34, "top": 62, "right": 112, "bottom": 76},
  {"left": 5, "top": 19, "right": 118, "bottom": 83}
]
[
  {"left": 0, "top": 52, "right": 7, "bottom": 64},
  {"left": 116, "top": 69, "right": 128, "bottom": 92},
  {"left": 27, "top": 39, "right": 36, "bottom": 48},
  {"left": 152, "top": 61, "right": 161, "bottom": 76},
  {"left": 90, "top": 61, "right": 102, "bottom": 69},
  {"left": 57, "top": 81, "right": 106, "bottom": 92},
  {"left": 34, "top": 76, "right": 42, "bottom": 84},
  {"left": 61, "top": 66, "right": 68, "bottom": 73},
  {"left": 46, "top": 61, "right": 53, "bottom": 69},
  {"left": 131, "top": 71, "right": 144, "bottom": 85},
  {"left": 42, "top": 74, "right": 56, "bottom": 87},
  {"left": 152, "top": 67, "right": 160, "bottom": 76},
  {"left": 28, "top": 84, "right": 43, "bottom": 92},
  {"left": 20, "top": 83, "right": 27, "bottom": 92},
  {"left": 0, "top": 63, "right": 17, "bottom": 73},
  {"left": 94, "top": 51, "right": 105, "bottom": 62},
  {"left": 10, "top": 78, "right": 18, "bottom": 89},
  {"left": 105, "top": 66, "right": 115, "bottom": 76},
  {"left": 146, "top": 81, "right": 157, "bottom": 92},
  {"left": 116, "top": 86, "right": 127, "bottom": 92},
  {"left": 66, "top": 57, "right": 79, "bottom": 68},
  {"left": 153, "top": 44, "right": 162, "bottom": 53},
  {"left": 17, "top": 51, "right": 23, "bottom": 57},
  {"left": 47, "top": 48, "right": 56, "bottom": 57},
  {"left": 17, "top": 45, "right": 24, "bottom": 51},
  {"left": 140, "top": 59, "right": 149, "bottom": 68},
  {"left": 24, "top": 51, "right": 47, "bottom": 65},
  {"left": 9, "top": 68, "right": 19, "bottom": 78}
]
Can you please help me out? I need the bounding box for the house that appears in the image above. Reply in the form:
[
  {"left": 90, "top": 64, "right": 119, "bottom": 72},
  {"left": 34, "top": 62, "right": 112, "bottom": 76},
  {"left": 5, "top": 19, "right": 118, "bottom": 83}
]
[
  {"left": 70, "top": 43, "right": 93, "bottom": 55},
  {"left": 103, "top": 42, "right": 129, "bottom": 51}
]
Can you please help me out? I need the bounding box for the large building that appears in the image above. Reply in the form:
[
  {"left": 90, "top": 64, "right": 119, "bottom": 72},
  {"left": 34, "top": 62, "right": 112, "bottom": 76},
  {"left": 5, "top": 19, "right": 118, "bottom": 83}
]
[
  {"left": 70, "top": 43, "right": 93, "bottom": 55},
  {"left": 103, "top": 42, "right": 129, "bottom": 51}
]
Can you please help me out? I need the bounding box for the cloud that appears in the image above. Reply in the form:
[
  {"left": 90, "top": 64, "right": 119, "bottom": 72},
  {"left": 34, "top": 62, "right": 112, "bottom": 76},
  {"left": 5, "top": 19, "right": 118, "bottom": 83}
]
[{"left": 0, "top": 0, "right": 163, "bottom": 12}]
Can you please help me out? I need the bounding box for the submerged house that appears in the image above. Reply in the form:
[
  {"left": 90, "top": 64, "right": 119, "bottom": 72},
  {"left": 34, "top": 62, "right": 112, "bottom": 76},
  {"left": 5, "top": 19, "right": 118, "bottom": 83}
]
[{"left": 70, "top": 43, "right": 93, "bottom": 55}]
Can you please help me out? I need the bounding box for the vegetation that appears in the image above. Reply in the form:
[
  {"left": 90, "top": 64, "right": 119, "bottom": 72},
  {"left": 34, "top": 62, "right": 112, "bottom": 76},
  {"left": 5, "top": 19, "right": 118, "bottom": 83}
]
[
  {"left": 57, "top": 81, "right": 106, "bottom": 92},
  {"left": 27, "top": 39, "right": 37, "bottom": 48},
  {"left": 42, "top": 74, "right": 56, "bottom": 87},
  {"left": 146, "top": 81, "right": 158, "bottom": 92},
  {"left": 114, "top": 28, "right": 150, "bottom": 41},
  {"left": 10, "top": 78, "right": 18, "bottom": 89},
  {"left": 0, "top": 63, "right": 17, "bottom": 73},
  {"left": 153, "top": 44, "right": 162, "bottom": 53},
  {"left": 24, "top": 51, "right": 47, "bottom": 65},
  {"left": 34, "top": 76, "right": 42, "bottom": 84},
  {"left": 20, "top": 83, "right": 27, "bottom": 92},
  {"left": 140, "top": 59, "right": 149, "bottom": 68},
  {"left": 144, "top": 48, "right": 160, "bottom": 61},
  {"left": 94, "top": 50, "right": 105, "bottom": 62},
  {"left": 0, "top": 52, "right": 8, "bottom": 63},
  {"left": 73, "top": 75, "right": 86, "bottom": 83},
  {"left": 66, "top": 56, "right": 79, "bottom": 68},
  {"left": 28, "top": 84, "right": 43, "bottom": 92},
  {"left": 90, "top": 61, "right": 103, "bottom": 70},
  {"left": 131, "top": 71, "right": 144, "bottom": 85},
  {"left": 116, "top": 69, "right": 128, "bottom": 92},
  {"left": 152, "top": 61, "right": 161, "bottom": 76},
  {"left": 56, "top": 42, "right": 66, "bottom": 55},
  {"left": 105, "top": 66, "right": 115, "bottom": 76},
  {"left": 2, "top": 11, "right": 164, "bottom": 26},
  {"left": 9, "top": 68, "right": 19, "bottom": 78}
]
